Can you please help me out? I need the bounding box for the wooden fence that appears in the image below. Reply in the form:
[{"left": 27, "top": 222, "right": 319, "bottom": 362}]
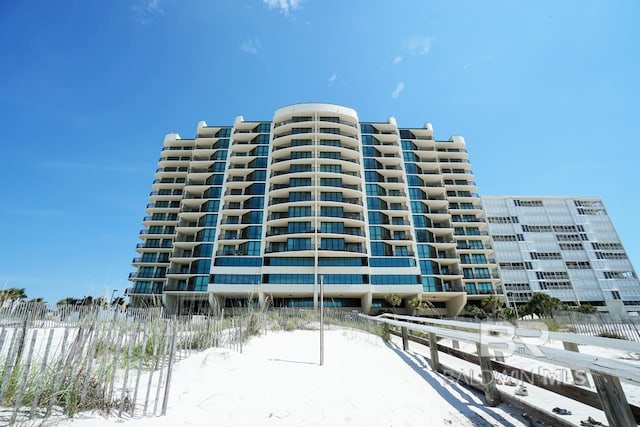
[
  {"left": 0, "top": 306, "right": 250, "bottom": 425},
  {"left": 365, "top": 313, "right": 640, "bottom": 427}
]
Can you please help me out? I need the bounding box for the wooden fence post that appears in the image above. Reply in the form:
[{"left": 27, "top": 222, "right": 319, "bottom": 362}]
[
  {"left": 591, "top": 371, "right": 635, "bottom": 427},
  {"left": 429, "top": 333, "right": 440, "bottom": 372},
  {"left": 401, "top": 326, "right": 409, "bottom": 351},
  {"left": 476, "top": 343, "right": 500, "bottom": 406},
  {"left": 161, "top": 317, "right": 178, "bottom": 416}
]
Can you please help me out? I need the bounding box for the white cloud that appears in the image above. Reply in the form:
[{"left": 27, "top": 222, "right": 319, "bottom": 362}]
[
  {"left": 262, "top": 0, "right": 303, "bottom": 15},
  {"left": 393, "top": 56, "right": 403, "bottom": 65},
  {"left": 242, "top": 38, "right": 262, "bottom": 55},
  {"left": 328, "top": 73, "right": 337, "bottom": 85},
  {"left": 392, "top": 82, "right": 405, "bottom": 99},
  {"left": 131, "top": 0, "right": 163, "bottom": 25},
  {"left": 405, "top": 36, "right": 435, "bottom": 56}
]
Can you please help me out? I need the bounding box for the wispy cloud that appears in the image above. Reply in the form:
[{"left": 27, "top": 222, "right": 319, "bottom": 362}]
[
  {"left": 241, "top": 38, "right": 262, "bottom": 55},
  {"left": 262, "top": 0, "right": 303, "bottom": 15},
  {"left": 131, "top": 0, "right": 163, "bottom": 25},
  {"left": 405, "top": 36, "right": 435, "bottom": 56},
  {"left": 392, "top": 82, "right": 405, "bottom": 99},
  {"left": 328, "top": 73, "right": 337, "bottom": 86},
  {"left": 41, "top": 161, "right": 140, "bottom": 174},
  {"left": 393, "top": 56, "right": 403, "bottom": 65}
]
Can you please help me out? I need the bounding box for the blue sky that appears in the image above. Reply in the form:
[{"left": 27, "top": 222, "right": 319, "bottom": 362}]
[{"left": 1, "top": 0, "right": 638, "bottom": 305}]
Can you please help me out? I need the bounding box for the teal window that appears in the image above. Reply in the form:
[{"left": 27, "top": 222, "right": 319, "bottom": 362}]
[
  {"left": 320, "top": 164, "right": 342, "bottom": 173},
  {"left": 367, "top": 198, "right": 388, "bottom": 210},
  {"left": 241, "top": 211, "right": 263, "bottom": 224},
  {"left": 287, "top": 238, "right": 312, "bottom": 251},
  {"left": 211, "top": 274, "right": 261, "bottom": 284},
  {"left": 288, "top": 222, "right": 311, "bottom": 233},
  {"left": 320, "top": 206, "right": 343, "bottom": 217},
  {"left": 288, "top": 206, "right": 311, "bottom": 217},
  {"left": 290, "top": 178, "right": 311, "bottom": 187},
  {"left": 290, "top": 164, "right": 312, "bottom": 173},
  {"left": 319, "top": 152, "right": 341, "bottom": 159},
  {"left": 320, "top": 238, "right": 345, "bottom": 251},
  {"left": 371, "top": 242, "right": 393, "bottom": 256},
  {"left": 371, "top": 275, "right": 419, "bottom": 285},
  {"left": 370, "top": 258, "right": 415, "bottom": 267},
  {"left": 321, "top": 222, "right": 344, "bottom": 234},
  {"left": 289, "top": 192, "right": 312, "bottom": 202},
  {"left": 291, "top": 151, "right": 312, "bottom": 159},
  {"left": 320, "top": 192, "right": 343, "bottom": 202},
  {"left": 320, "top": 178, "right": 342, "bottom": 187},
  {"left": 265, "top": 274, "right": 314, "bottom": 284}
]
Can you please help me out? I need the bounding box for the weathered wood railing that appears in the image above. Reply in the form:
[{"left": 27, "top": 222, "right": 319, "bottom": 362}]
[{"left": 361, "top": 313, "right": 640, "bottom": 427}]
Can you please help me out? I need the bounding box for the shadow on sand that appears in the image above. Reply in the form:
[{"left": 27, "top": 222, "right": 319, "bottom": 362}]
[{"left": 384, "top": 340, "right": 528, "bottom": 427}]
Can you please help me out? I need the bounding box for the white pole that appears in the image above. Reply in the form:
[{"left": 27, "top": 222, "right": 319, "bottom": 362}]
[{"left": 320, "top": 275, "right": 324, "bottom": 366}]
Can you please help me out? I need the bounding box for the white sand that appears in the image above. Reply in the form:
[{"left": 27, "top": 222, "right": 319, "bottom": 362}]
[{"left": 55, "top": 329, "right": 529, "bottom": 426}]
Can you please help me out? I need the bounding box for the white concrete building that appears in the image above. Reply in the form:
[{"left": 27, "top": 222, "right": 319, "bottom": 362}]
[
  {"left": 129, "top": 103, "right": 500, "bottom": 315},
  {"left": 482, "top": 196, "right": 640, "bottom": 316}
]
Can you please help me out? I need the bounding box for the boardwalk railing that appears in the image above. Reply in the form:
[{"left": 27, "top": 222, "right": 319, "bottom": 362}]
[{"left": 362, "top": 313, "right": 640, "bottom": 427}]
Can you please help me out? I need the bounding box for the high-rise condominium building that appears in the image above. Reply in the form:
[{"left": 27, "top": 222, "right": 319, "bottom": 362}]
[
  {"left": 482, "top": 196, "right": 640, "bottom": 316},
  {"left": 128, "top": 103, "right": 499, "bottom": 315}
]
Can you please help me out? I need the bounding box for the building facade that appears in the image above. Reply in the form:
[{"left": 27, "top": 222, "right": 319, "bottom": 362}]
[
  {"left": 482, "top": 196, "right": 640, "bottom": 316},
  {"left": 128, "top": 103, "right": 499, "bottom": 315}
]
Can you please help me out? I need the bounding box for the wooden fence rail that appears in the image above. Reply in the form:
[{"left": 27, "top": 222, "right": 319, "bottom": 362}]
[{"left": 363, "top": 313, "right": 640, "bottom": 427}]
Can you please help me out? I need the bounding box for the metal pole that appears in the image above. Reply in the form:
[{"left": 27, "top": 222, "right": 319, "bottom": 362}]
[{"left": 320, "top": 275, "right": 324, "bottom": 366}]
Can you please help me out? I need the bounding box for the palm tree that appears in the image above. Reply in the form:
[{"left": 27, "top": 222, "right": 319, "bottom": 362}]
[
  {"left": 523, "top": 293, "right": 563, "bottom": 318},
  {"left": 57, "top": 297, "right": 80, "bottom": 307},
  {"left": 481, "top": 295, "right": 504, "bottom": 318},
  {"left": 0, "top": 288, "right": 27, "bottom": 305},
  {"left": 384, "top": 293, "right": 402, "bottom": 311}
]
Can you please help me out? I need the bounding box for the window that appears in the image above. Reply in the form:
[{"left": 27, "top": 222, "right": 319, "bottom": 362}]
[
  {"left": 320, "top": 238, "right": 345, "bottom": 251},
  {"left": 499, "top": 262, "right": 529, "bottom": 270},
  {"left": 320, "top": 178, "right": 342, "bottom": 187},
  {"left": 370, "top": 275, "right": 419, "bottom": 285},
  {"left": 488, "top": 216, "right": 519, "bottom": 224},
  {"left": 321, "top": 222, "right": 344, "bottom": 234},
  {"left": 320, "top": 206, "right": 343, "bottom": 218},
  {"left": 288, "top": 206, "right": 311, "bottom": 217},
  {"left": 289, "top": 178, "right": 311, "bottom": 187},
  {"left": 596, "top": 252, "right": 628, "bottom": 260},
  {"left": 604, "top": 271, "right": 636, "bottom": 279},
  {"left": 539, "top": 281, "right": 572, "bottom": 290},
  {"left": 320, "top": 164, "right": 342, "bottom": 173},
  {"left": 368, "top": 198, "right": 388, "bottom": 210},
  {"left": 289, "top": 164, "right": 312, "bottom": 173},
  {"left": 264, "top": 274, "right": 314, "bottom": 284},
  {"left": 288, "top": 222, "right": 311, "bottom": 234},
  {"left": 287, "top": 238, "right": 312, "bottom": 251},
  {"left": 522, "top": 225, "right": 553, "bottom": 232},
  {"left": 290, "top": 151, "right": 312, "bottom": 159},
  {"left": 565, "top": 261, "right": 591, "bottom": 269},
  {"left": 320, "top": 192, "right": 343, "bottom": 202},
  {"left": 371, "top": 242, "right": 393, "bottom": 256},
  {"left": 289, "top": 191, "right": 312, "bottom": 202},
  {"left": 559, "top": 242, "right": 583, "bottom": 251},
  {"left": 530, "top": 252, "right": 562, "bottom": 260},
  {"left": 319, "top": 151, "right": 341, "bottom": 160},
  {"left": 535, "top": 271, "right": 569, "bottom": 280},
  {"left": 592, "top": 242, "right": 623, "bottom": 250},
  {"left": 514, "top": 199, "right": 543, "bottom": 207},
  {"left": 211, "top": 274, "right": 261, "bottom": 284}
]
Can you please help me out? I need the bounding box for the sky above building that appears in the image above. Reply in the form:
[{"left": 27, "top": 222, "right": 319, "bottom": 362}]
[{"left": 1, "top": 0, "right": 638, "bottom": 305}]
